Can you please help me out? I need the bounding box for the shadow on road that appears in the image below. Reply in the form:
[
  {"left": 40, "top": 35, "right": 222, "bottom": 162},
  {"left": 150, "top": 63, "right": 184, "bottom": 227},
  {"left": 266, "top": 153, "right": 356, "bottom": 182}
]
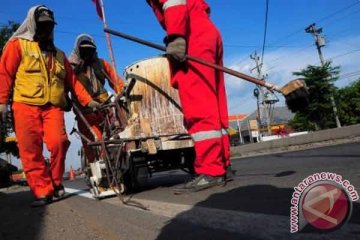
[
  {"left": 140, "top": 171, "right": 191, "bottom": 192},
  {"left": 156, "top": 184, "right": 360, "bottom": 240},
  {"left": 0, "top": 189, "right": 45, "bottom": 240},
  {"left": 0, "top": 187, "right": 81, "bottom": 240}
]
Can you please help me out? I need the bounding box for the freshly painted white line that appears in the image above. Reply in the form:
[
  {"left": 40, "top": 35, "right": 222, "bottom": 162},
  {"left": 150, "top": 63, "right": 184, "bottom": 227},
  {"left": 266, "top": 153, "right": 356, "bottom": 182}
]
[{"left": 65, "top": 187, "right": 94, "bottom": 199}]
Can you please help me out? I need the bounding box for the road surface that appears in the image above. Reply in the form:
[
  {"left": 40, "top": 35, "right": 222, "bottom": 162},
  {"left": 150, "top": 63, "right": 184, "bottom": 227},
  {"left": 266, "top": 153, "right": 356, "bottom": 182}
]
[{"left": 1, "top": 142, "right": 359, "bottom": 240}]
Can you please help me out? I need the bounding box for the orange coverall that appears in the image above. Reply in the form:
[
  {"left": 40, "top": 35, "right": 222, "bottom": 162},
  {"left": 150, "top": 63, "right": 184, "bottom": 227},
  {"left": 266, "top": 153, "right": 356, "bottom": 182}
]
[
  {"left": 74, "top": 59, "right": 124, "bottom": 163},
  {"left": 0, "top": 38, "right": 92, "bottom": 198}
]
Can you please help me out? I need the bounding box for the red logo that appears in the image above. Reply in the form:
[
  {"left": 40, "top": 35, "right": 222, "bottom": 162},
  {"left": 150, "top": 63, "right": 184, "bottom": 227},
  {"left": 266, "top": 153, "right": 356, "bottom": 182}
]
[{"left": 301, "top": 183, "right": 351, "bottom": 231}]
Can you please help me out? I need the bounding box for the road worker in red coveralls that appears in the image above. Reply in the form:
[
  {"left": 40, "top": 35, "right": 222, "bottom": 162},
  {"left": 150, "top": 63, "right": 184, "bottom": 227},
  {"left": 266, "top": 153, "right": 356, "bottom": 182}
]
[
  {"left": 68, "top": 33, "right": 124, "bottom": 164},
  {"left": 146, "top": 0, "right": 232, "bottom": 192},
  {"left": 0, "top": 5, "right": 100, "bottom": 207}
]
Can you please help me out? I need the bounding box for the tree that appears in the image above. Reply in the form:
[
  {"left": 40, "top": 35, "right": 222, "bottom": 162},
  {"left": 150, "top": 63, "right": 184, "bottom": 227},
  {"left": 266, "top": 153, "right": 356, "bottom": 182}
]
[
  {"left": 288, "top": 61, "right": 340, "bottom": 131},
  {"left": 0, "top": 21, "right": 19, "bottom": 56},
  {"left": 0, "top": 21, "right": 19, "bottom": 157},
  {"left": 336, "top": 79, "right": 360, "bottom": 126}
]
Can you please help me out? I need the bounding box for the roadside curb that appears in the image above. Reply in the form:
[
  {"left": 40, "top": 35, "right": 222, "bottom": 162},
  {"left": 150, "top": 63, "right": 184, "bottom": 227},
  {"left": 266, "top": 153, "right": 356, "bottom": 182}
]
[{"left": 231, "top": 124, "right": 360, "bottom": 158}]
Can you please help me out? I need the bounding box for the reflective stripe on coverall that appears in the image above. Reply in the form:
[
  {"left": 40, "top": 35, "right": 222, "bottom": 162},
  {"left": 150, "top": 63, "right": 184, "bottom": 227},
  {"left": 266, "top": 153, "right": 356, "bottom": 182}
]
[{"left": 147, "top": 0, "right": 230, "bottom": 176}]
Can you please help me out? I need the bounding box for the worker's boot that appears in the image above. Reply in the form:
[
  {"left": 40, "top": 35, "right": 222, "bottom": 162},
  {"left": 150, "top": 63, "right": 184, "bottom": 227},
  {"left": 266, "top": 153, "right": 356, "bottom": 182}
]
[
  {"left": 225, "top": 165, "right": 235, "bottom": 182},
  {"left": 175, "top": 174, "right": 224, "bottom": 193},
  {"left": 54, "top": 184, "right": 65, "bottom": 198}
]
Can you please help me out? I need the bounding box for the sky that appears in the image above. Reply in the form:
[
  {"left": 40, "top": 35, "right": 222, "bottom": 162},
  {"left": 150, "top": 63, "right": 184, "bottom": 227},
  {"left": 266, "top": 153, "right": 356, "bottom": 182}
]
[{"left": 1, "top": 0, "right": 360, "bottom": 170}]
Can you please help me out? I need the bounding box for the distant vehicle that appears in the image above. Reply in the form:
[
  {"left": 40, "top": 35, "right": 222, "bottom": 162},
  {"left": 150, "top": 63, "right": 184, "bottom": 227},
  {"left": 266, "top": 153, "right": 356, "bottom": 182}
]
[
  {"left": 230, "top": 139, "right": 241, "bottom": 146},
  {"left": 230, "top": 134, "right": 241, "bottom": 146},
  {"left": 10, "top": 172, "right": 27, "bottom": 186}
]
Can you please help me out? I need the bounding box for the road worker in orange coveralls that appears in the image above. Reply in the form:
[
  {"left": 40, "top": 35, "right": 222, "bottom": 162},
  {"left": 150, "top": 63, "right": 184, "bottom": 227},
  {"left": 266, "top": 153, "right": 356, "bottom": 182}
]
[
  {"left": 0, "top": 5, "right": 100, "bottom": 207},
  {"left": 68, "top": 33, "right": 124, "bottom": 164},
  {"left": 146, "top": 0, "right": 232, "bottom": 192}
]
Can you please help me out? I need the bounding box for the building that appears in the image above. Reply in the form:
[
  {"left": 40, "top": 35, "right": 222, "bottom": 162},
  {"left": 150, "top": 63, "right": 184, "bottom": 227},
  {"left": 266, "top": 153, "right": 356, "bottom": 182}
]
[
  {"left": 228, "top": 114, "right": 247, "bottom": 146},
  {"left": 229, "top": 106, "right": 295, "bottom": 144}
]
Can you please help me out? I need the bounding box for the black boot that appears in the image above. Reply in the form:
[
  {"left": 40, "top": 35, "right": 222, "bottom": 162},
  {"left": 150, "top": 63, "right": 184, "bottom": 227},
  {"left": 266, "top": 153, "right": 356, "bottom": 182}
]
[
  {"left": 175, "top": 174, "right": 224, "bottom": 193},
  {"left": 54, "top": 184, "right": 65, "bottom": 198},
  {"left": 225, "top": 165, "right": 235, "bottom": 182}
]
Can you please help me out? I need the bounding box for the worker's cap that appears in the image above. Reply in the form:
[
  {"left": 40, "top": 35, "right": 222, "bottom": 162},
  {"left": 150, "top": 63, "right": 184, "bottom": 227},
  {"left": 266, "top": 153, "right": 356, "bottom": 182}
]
[
  {"left": 35, "top": 6, "right": 56, "bottom": 24},
  {"left": 79, "top": 40, "right": 97, "bottom": 49}
]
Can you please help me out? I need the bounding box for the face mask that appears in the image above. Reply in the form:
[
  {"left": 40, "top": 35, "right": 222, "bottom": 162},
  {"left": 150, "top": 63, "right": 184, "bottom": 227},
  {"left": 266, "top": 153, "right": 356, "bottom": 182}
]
[
  {"left": 35, "top": 21, "right": 54, "bottom": 41},
  {"left": 79, "top": 47, "right": 96, "bottom": 61}
]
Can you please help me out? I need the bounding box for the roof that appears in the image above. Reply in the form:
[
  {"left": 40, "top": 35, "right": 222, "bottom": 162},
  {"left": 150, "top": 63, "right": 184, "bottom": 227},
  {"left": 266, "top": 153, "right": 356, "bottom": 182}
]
[
  {"left": 228, "top": 114, "right": 247, "bottom": 121},
  {"left": 234, "top": 106, "right": 295, "bottom": 131}
]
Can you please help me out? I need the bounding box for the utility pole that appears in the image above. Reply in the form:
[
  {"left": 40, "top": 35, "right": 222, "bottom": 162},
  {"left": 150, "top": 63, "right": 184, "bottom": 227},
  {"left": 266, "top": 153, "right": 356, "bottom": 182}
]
[
  {"left": 250, "top": 51, "right": 278, "bottom": 135},
  {"left": 236, "top": 118, "right": 243, "bottom": 144},
  {"left": 305, "top": 23, "right": 341, "bottom": 128}
]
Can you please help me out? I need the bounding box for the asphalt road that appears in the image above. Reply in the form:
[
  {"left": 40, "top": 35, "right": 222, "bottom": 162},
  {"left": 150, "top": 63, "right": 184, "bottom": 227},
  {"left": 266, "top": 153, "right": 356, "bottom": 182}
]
[{"left": 1, "top": 142, "right": 359, "bottom": 240}]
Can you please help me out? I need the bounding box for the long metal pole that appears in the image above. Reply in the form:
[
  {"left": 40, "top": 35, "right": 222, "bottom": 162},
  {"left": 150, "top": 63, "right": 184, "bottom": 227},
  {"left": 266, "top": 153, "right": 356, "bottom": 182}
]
[
  {"left": 99, "top": 0, "right": 117, "bottom": 72},
  {"left": 104, "top": 28, "right": 282, "bottom": 92},
  {"left": 251, "top": 52, "right": 272, "bottom": 135},
  {"left": 306, "top": 23, "right": 341, "bottom": 128},
  {"left": 316, "top": 43, "right": 341, "bottom": 128}
]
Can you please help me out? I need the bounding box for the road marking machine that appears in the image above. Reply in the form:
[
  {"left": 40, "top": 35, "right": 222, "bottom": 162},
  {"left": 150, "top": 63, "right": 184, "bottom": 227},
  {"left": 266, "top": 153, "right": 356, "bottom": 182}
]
[{"left": 73, "top": 56, "right": 195, "bottom": 199}]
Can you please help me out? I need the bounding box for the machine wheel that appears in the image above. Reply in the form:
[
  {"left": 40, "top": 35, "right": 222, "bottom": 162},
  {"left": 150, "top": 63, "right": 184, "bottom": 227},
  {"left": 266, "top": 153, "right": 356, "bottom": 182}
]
[
  {"left": 80, "top": 147, "right": 93, "bottom": 188},
  {"left": 184, "top": 148, "right": 196, "bottom": 174},
  {"left": 123, "top": 155, "right": 148, "bottom": 193}
]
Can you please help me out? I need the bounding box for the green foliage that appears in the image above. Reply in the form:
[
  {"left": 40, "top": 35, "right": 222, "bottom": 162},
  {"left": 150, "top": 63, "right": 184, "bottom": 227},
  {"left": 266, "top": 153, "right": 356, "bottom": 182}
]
[
  {"left": 0, "top": 21, "right": 19, "bottom": 56},
  {"left": 336, "top": 79, "right": 360, "bottom": 125},
  {"left": 288, "top": 114, "right": 316, "bottom": 131},
  {"left": 289, "top": 62, "right": 340, "bottom": 130}
]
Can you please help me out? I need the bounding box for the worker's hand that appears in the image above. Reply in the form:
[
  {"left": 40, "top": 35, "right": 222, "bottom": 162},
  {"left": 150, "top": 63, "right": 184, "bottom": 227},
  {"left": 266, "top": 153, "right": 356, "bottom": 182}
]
[
  {"left": 0, "top": 104, "right": 7, "bottom": 123},
  {"left": 166, "top": 36, "right": 186, "bottom": 62},
  {"left": 87, "top": 100, "right": 101, "bottom": 110}
]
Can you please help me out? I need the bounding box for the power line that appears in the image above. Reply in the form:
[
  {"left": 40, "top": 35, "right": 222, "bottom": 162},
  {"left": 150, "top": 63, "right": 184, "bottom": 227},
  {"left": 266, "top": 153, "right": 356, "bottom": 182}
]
[
  {"left": 224, "top": 44, "right": 307, "bottom": 49},
  {"left": 328, "top": 49, "right": 360, "bottom": 61},
  {"left": 316, "top": 1, "right": 360, "bottom": 24},
  {"left": 246, "top": 1, "right": 360, "bottom": 67},
  {"left": 260, "top": 0, "right": 269, "bottom": 65},
  {"left": 255, "top": 3, "right": 360, "bottom": 74},
  {"left": 338, "top": 70, "right": 360, "bottom": 79}
]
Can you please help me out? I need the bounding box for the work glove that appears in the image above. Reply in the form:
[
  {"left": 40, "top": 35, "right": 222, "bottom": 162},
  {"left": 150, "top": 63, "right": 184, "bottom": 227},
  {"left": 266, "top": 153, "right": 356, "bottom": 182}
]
[
  {"left": 0, "top": 104, "right": 7, "bottom": 123},
  {"left": 166, "top": 36, "right": 186, "bottom": 62},
  {"left": 87, "top": 100, "right": 101, "bottom": 110}
]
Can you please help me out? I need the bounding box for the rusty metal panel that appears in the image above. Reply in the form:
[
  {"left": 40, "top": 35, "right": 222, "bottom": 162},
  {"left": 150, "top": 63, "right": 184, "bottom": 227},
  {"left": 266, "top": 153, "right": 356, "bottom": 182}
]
[{"left": 124, "top": 57, "right": 187, "bottom": 137}]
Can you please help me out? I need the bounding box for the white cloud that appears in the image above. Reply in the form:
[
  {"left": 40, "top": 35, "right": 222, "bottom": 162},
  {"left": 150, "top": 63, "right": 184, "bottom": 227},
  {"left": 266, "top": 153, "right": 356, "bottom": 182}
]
[{"left": 224, "top": 35, "right": 360, "bottom": 115}]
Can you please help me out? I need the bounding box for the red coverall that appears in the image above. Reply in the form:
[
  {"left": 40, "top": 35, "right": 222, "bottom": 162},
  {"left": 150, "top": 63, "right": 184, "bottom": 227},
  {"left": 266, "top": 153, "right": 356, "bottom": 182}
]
[
  {"left": 147, "top": 0, "right": 230, "bottom": 176},
  {"left": 0, "top": 38, "right": 92, "bottom": 198}
]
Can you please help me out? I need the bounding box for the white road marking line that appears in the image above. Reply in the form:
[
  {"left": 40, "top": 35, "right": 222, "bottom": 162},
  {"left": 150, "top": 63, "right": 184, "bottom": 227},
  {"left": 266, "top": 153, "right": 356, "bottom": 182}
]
[{"left": 65, "top": 187, "right": 94, "bottom": 199}]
